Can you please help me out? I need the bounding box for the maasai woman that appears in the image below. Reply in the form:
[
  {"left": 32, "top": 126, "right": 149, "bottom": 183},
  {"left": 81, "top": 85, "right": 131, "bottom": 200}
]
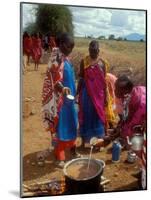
[
  {"left": 115, "top": 75, "right": 146, "bottom": 140},
  {"left": 77, "top": 40, "right": 108, "bottom": 145},
  {"left": 31, "top": 33, "right": 42, "bottom": 70},
  {"left": 23, "top": 32, "right": 32, "bottom": 67},
  {"left": 42, "top": 33, "right": 78, "bottom": 167}
]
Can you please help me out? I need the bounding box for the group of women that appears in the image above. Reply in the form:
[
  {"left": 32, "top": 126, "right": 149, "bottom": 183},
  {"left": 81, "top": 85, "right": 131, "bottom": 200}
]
[
  {"left": 23, "top": 32, "right": 42, "bottom": 70},
  {"left": 23, "top": 32, "right": 57, "bottom": 71},
  {"left": 41, "top": 33, "right": 146, "bottom": 169}
]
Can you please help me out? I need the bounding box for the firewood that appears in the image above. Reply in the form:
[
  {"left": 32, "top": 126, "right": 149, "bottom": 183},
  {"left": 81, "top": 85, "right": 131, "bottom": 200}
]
[
  {"left": 23, "top": 184, "right": 30, "bottom": 191},
  {"left": 23, "top": 191, "right": 36, "bottom": 197},
  {"left": 35, "top": 179, "right": 55, "bottom": 185},
  {"left": 100, "top": 179, "right": 111, "bottom": 186}
]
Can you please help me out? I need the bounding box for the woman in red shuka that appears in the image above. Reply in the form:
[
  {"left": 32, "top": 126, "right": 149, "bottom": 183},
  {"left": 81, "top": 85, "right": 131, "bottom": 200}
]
[
  {"left": 31, "top": 33, "right": 42, "bottom": 71},
  {"left": 23, "top": 31, "right": 32, "bottom": 66}
]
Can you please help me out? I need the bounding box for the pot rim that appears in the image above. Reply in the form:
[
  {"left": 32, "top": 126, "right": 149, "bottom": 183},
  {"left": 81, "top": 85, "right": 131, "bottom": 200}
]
[
  {"left": 95, "top": 159, "right": 105, "bottom": 169},
  {"left": 63, "top": 157, "right": 103, "bottom": 181}
]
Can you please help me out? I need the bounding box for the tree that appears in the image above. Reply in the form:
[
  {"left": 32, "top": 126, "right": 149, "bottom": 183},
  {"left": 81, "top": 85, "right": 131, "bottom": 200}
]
[
  {"left": 24, "top": 22, "right": 37, "bottom": 35},
  {"left": 140, "top": 39, "right": 144, "bottom": 42},
  {"left": 87, "top": 35, "right": 93, "bottom": 39},
  {"left": 108, "top": 34, "right": 115, "bottom": 40},
  {"left": 98, "top": 35, "right": 105, "bottom": 40},
  {"left": 116, "top": 37, "right": 123, "bottom": 41},
  {"left": 35, "top": 5, "right": 74, "bottom": 35}
]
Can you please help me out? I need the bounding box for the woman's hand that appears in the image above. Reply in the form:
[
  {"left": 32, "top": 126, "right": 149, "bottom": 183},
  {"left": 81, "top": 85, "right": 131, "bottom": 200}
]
[
  {"left": 62, "top": 87, "right": 71, "bottom": 95},
  {"left": 75, "top": 94, "right": 79, "bottom": 104}
]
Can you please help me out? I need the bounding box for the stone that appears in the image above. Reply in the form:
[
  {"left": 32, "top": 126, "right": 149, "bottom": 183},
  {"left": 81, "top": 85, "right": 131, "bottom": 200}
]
[
  {"left": 114, "top": 172, "right": 119, "bottom": 177},
  {"left": 30, "top": 108, "right": 36, "bottom": 115},
  {"left": 37, "top": 161, "right": 45, "bottom": 167},
  {"left": 31, "top": 162, "right": 36, "bottom": 166},
  {"left": 26, "top": 159, "right": 30, "bottom": 164}
]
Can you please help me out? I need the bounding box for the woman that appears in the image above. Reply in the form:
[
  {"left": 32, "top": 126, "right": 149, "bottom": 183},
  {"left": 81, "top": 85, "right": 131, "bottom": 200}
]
[
  {"left": 31, "top": 33, "right": 42, "bottom": 70},
  {"left": 77, "top": 40, "right": 109, "bottom": 145},
  {"left": 115, "top": 75, "right": 146, "bottom": 140},
  {"left": 23, "top": 32, "right": 32, "bottom": 67},
  {"left": 42, "top": 33, "right": 78, "bottom": 167}
]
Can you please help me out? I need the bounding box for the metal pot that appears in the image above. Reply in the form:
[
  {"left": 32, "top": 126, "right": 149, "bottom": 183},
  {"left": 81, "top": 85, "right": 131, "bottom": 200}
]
[
  {"left": 127, "top": 150, "right": 137, "bottom": 163},
  {"left": 63, "top": 158, "right": 104, "bottom": 194},
  {"left": 127, "top": 134, "right": 144, "bottom": 151}
]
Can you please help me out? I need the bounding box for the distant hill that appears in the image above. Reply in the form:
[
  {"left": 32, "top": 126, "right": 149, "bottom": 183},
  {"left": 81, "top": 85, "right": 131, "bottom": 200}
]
[{"left": 125, "top": 33, "right": 145, "bottom": 41}]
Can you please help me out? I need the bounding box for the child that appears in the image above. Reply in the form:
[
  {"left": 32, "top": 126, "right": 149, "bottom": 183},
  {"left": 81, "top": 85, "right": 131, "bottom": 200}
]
[{"left": 42, "top": 33, "right": 78, "bottom": 167}]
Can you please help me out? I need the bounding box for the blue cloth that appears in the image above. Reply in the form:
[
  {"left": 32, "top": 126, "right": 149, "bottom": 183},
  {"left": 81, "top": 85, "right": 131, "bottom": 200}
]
[
  {"left": 80, "top": 81, "right": 105, "bottom": 142},
  {"left": 57, "top": 60, "right": 78, "bottom": 141}
]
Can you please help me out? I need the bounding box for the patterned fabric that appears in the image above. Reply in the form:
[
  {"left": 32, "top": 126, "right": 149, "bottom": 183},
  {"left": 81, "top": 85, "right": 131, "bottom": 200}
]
[
  {"left": 42, "top": 48, "right": 64, "bottom": 134},
  {"left": 122, "top": 94, "right": 131, "bottom": 121},
  {"left": 49, "top": 36, "right": 56, "bottom": 49}
]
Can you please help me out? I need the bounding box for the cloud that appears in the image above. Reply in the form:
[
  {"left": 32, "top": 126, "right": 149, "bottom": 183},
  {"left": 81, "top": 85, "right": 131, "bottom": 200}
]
[
  {"left": 110, "top": 11, "right": 128, "bottom": 27},
  {"left": 22, "top": 4, "right": 37, "bottom": 28},
  {"left": 21, "top": 3, "right": 146, "bottom": 37},
  {"left": 69, "top": 6, "right": 146, "bottom": 37},
  {"left": 69, "top": 6, "right": 112, "bottom": 37}
]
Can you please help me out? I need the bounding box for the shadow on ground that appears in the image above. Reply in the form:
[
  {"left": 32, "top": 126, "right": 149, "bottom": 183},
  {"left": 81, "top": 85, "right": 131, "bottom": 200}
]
[{"left": 23, "top": 150, "right": 59, "bottom": 181}]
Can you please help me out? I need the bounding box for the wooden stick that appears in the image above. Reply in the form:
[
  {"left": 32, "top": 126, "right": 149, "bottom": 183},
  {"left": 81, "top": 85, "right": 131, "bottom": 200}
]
[
  {"left": 22, "top": 191, "right": 36, "bottom": 197},
  {"left": 100, "top": 179, "right": 111, "bottom": 186},
  {"left": 23, "top": 184, "right": 30, "bottom": 191},
  {"left": 35, "top": 179, "right": 55, "bottom": 185}
]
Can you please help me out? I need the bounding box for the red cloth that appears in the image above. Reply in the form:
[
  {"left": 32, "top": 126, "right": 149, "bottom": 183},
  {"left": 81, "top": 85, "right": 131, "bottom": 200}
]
[
  {"left": 49, "top": 37, "right": 56, "bottom": 49},
  {"left": 54, "top": 140, "right": 75, "bottom": 161},
  {"left": 23, "top": 37, "right": 32, "bottom": 56},
  {"left": 121, "top": 86, "right": 146, "bottom": 138},
  {"left": 31, "top": 37, "right": 42, "bottom": 62},
  {"left": 42, "top": 48, "right": 64, "bottom": 134},
  {"left": 84, "top": 64, "right": 106, "bottom": 124}
]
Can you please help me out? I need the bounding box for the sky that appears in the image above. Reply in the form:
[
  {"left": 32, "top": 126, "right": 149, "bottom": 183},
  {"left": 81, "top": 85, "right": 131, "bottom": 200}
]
[{"left": 22, "top": 3, "right": 146, "bottom": 38}]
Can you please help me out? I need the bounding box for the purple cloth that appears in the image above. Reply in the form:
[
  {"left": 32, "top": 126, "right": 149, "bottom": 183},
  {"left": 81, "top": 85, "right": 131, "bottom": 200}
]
[
  {"left": 84, "top": 64, "right": 106, "bottom": 124},
  {"left": 122, "top": 86, "right": 146, "bottom": 138}
]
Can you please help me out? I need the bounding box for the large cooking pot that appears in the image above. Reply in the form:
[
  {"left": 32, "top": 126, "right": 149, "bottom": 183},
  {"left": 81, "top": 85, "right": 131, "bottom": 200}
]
[{"left": 63, "top": 158, "right": 105, "bottom": 194}]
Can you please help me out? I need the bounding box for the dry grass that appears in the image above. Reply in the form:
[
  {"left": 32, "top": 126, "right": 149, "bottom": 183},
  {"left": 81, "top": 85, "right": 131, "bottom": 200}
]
[{"left": 70, "top": 38, "right": 146, "bottom": 85}]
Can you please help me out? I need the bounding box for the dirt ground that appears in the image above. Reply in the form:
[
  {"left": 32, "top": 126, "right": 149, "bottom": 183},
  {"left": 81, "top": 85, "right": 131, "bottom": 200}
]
[{"left": 22, "top": 60, "right": 142, "bottom": 196}]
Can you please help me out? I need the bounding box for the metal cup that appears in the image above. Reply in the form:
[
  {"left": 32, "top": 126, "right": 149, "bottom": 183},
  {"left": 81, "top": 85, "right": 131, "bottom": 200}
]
[
  {"left": 65, "top": 94, "right": 75, "bottom": 104},
  {"left": 90, "top": 137, "right": 98, "bottom": 146}
]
